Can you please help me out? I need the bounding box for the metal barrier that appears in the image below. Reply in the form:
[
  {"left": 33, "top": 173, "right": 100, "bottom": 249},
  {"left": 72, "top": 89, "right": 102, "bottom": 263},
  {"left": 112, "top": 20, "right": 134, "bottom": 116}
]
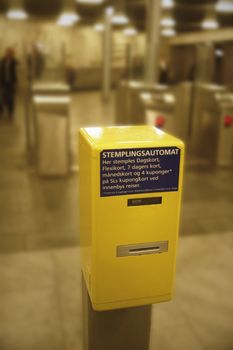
[
  {"left": 31, "top": 81, "right": 70, "bottom": 96},
  {"left": 24, "top": 81, "right": 70, "bottom": 165},
  {"left": 33, "top": 95, "right": 71, "bottom": 176},
  {"left": 115, "top": 80, "right": 193, "bottom": 142},
  {"left": 191, "top": 83, "right": 233, "bottom": 166},
  {"left": 115, "top": 80, "right": 169, "bottom": 126},
  {"left": 134, "top": 90, "right": 175, "bottom": 134}
]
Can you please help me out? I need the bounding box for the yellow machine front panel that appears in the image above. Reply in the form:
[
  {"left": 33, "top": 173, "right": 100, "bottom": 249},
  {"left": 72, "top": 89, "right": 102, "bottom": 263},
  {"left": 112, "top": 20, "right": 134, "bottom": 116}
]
[{"left": 79, "top": 126, "right": 184, "bottom": 311}]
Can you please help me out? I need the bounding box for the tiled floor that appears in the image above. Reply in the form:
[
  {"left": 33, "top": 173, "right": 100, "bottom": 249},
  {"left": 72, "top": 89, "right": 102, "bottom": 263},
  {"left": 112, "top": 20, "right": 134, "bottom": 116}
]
[
  {"left": 0, "top": 233, "right": 232, "bottom": 350},
  {"left": 0, "top": 90, "right": 233, "bottom": 350}
]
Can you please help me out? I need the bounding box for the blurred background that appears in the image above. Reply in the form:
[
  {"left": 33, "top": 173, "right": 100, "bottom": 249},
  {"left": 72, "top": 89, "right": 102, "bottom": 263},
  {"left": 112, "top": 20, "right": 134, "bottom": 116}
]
[{"left": 0, "top": 0, "right": 232, "bottom": 349}]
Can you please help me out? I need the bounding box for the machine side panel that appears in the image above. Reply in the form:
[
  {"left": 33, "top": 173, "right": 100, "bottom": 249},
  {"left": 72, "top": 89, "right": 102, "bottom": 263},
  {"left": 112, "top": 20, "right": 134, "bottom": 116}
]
[{"left": 79, "top": 132, "right": 93, "bottom": 295}]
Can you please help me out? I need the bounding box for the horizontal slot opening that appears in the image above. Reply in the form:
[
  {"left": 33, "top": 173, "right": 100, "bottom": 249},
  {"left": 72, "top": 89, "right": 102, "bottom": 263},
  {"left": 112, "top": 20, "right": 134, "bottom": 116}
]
[
  {"left": 128, "top": 197, "right": 162, "bottom": 207},
  {"left": 129, "top": 246, "right": 160, "bottom": 253},
  {"left": 117, "top": 241, "right": 168, "bottom": 257}
]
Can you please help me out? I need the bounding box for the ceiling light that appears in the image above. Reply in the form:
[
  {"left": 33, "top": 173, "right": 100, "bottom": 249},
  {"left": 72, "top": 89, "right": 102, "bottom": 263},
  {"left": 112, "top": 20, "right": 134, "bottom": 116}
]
[
  {"left": 57, "top": 17, "right": 73, "bottom": 27},
  {"left": 57, "top": 0, "right": 80, "bottom": 27},
  {"left": 162, "top": 0, "right": 174, "bottom": 9},
  {"left": 77, "top": 0, "right": 104, "bottom": 3},
  {"left": 7, "top": 9, "right": 28, "bottom": 20},
  {"left": 57, "top": 12, "right": 80, "bottom": 27},
  {"left": 216, "top": 0, "right": 233, "bottom": 12},
  {"left": 94, "top": 23, "right": 105, "bottom": 32},
  {"left": 164, "top": 93, "right": 175, "bottom": 104},
  {"left": 106, "top": 6, "right": 114, "bottom": 16},
  {"left": 202, "top": 19, "right": 219, "bottom": 30},
  {"left": 161, "top": 28, "right": 176, "bottom": 37},
  {"left": 141, "top": 92, "right": 152, "bottom": 101},
  {"left": 215, "top": 49, "right": 224, "bottom": 57},
  {"left": 6, "top": 0, "right": 28, "bottom": 20},
  {"left": 123, "top": 27, "right": 138, "bottom": 36},
  {"left": 160, "top": 17, "right": 175, "bottom": 27},
  {"left": 111, "top": 13, "right": 129, "bottom": 25}
]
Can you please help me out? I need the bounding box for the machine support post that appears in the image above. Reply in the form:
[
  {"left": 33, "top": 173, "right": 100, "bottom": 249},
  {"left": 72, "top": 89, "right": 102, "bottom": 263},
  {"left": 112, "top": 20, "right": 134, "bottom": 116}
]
[{"left": 82, "top": 275, "right": 152, "bottom": 350}]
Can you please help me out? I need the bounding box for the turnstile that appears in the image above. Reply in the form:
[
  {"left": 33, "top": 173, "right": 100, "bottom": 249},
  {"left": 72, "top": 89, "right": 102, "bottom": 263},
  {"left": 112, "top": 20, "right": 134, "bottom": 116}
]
[
  {"left": 115, "top": 80, "right": 169, "bottom": 126},
  {"left": 25, "top": 81, "right": 70, "bottom": 164},
  {"left": 135, "top": 90, "right": 175, "bottom": 135},
  {"left": 191, "top": 84, "right": 233, "bottom": 166},
  {"left": 215, "top": 92, "right": 233, "bottom": 166},
  {"left": 33, "top": 95, "right": 71, "bottom": 176},
  {"left": 31, "top": 81, "right": 70, "bottom": 96},
  {"left": 115, "top": 81, "right": 193, "bottom": 142}
]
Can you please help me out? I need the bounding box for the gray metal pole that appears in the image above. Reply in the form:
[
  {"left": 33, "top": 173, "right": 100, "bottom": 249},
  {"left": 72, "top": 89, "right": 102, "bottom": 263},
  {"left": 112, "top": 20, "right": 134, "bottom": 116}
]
[
  {"left": 61, "top": 41, "right": 66, "bottom": 80},
  {"left": 125, "top": 43, "right": 132, "bottom": 80},
  {"left": 196, "top": 43, "right": 215, "bottom": 83},
  {"left": 102, "top": 7, "right": 113, "bottom": 101},
  {"left": 144, "top": 0, "right": 162, "bottom": 84},
  {"left": 82, "top": 274, "right": 152, "bottom": 350}
]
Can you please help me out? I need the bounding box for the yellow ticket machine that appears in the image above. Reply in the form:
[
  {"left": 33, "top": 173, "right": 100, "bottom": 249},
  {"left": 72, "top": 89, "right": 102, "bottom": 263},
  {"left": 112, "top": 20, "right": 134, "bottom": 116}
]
[{"left": 79, "top": 126, "right": 184, "bottom": 311}]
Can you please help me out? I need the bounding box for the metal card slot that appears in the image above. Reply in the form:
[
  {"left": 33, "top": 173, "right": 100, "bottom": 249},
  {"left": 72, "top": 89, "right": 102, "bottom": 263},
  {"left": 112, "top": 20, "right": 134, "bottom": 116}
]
[
  {"left": 117, "top": 241, "right": 168, "bottom": 257},
  {"left": 128, "top": 197, "right": 162, "bottom": 207}
]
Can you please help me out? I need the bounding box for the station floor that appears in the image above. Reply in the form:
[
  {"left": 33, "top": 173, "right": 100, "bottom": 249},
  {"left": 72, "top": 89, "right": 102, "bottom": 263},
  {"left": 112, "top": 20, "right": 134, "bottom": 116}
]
[{"left": 0, "top": 91, "right": 232, "bottom": 350}]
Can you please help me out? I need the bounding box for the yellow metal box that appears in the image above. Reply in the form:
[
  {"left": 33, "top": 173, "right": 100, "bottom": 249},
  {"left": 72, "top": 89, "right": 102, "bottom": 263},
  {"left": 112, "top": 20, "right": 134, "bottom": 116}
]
[{"left": 79, "top": 126, "right": 184, "bottom": 311}]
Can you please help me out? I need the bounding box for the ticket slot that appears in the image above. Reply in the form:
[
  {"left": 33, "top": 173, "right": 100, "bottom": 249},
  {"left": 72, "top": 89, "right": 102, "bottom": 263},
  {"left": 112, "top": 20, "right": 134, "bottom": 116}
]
[
  {"left": 128, "top": 197, "right": 162, "bottom": 207},
  {"left": 117, "top": 241, "right": 168, "bottom": 257}
]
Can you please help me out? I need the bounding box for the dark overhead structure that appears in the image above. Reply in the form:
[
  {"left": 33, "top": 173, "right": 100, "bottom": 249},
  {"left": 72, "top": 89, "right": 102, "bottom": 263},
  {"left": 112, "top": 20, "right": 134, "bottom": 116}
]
[
  {"left": 24, "top": 0, "right": 63, "bottom": 17},
  {"left": 0, "top": 0, "right": 232, "bottom": 32},
  {"left": 0, "top": 0, "right": 7, "bottom": 13}
]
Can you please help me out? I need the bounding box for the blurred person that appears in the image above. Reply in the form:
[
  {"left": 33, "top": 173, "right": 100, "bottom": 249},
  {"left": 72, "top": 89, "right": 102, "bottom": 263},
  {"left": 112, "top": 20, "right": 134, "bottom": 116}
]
[
  {"left": 188, "top": 63, "right": 196, "bottom": 82},
  {"left": 0, "top": 84, "right": 3, "bottom": 117},
  {"left": 66, "top": 65, "right": 76, "bottom": 90},
  {"left": 0, "top": 48, "right": 18, "bottom": 120},
  {"left": 159, "top": 59, "right": 169, "bottom": 84}
]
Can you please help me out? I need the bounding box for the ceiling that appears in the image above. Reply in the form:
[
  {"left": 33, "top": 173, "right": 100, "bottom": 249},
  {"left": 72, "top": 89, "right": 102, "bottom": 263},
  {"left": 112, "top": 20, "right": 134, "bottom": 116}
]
[{"left": 0, "top": 0, "right": 232, "bottom": 33}]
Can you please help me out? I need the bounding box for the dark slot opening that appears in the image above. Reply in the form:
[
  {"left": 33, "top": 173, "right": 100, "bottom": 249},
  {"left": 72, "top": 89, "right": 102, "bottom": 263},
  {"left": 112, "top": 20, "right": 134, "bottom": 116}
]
[
  {"left": 129, "top": 246, "right": 160, "bottom": 253},
  {"left": 128, "top": 197, "right": 162, "bottom": 207}
]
